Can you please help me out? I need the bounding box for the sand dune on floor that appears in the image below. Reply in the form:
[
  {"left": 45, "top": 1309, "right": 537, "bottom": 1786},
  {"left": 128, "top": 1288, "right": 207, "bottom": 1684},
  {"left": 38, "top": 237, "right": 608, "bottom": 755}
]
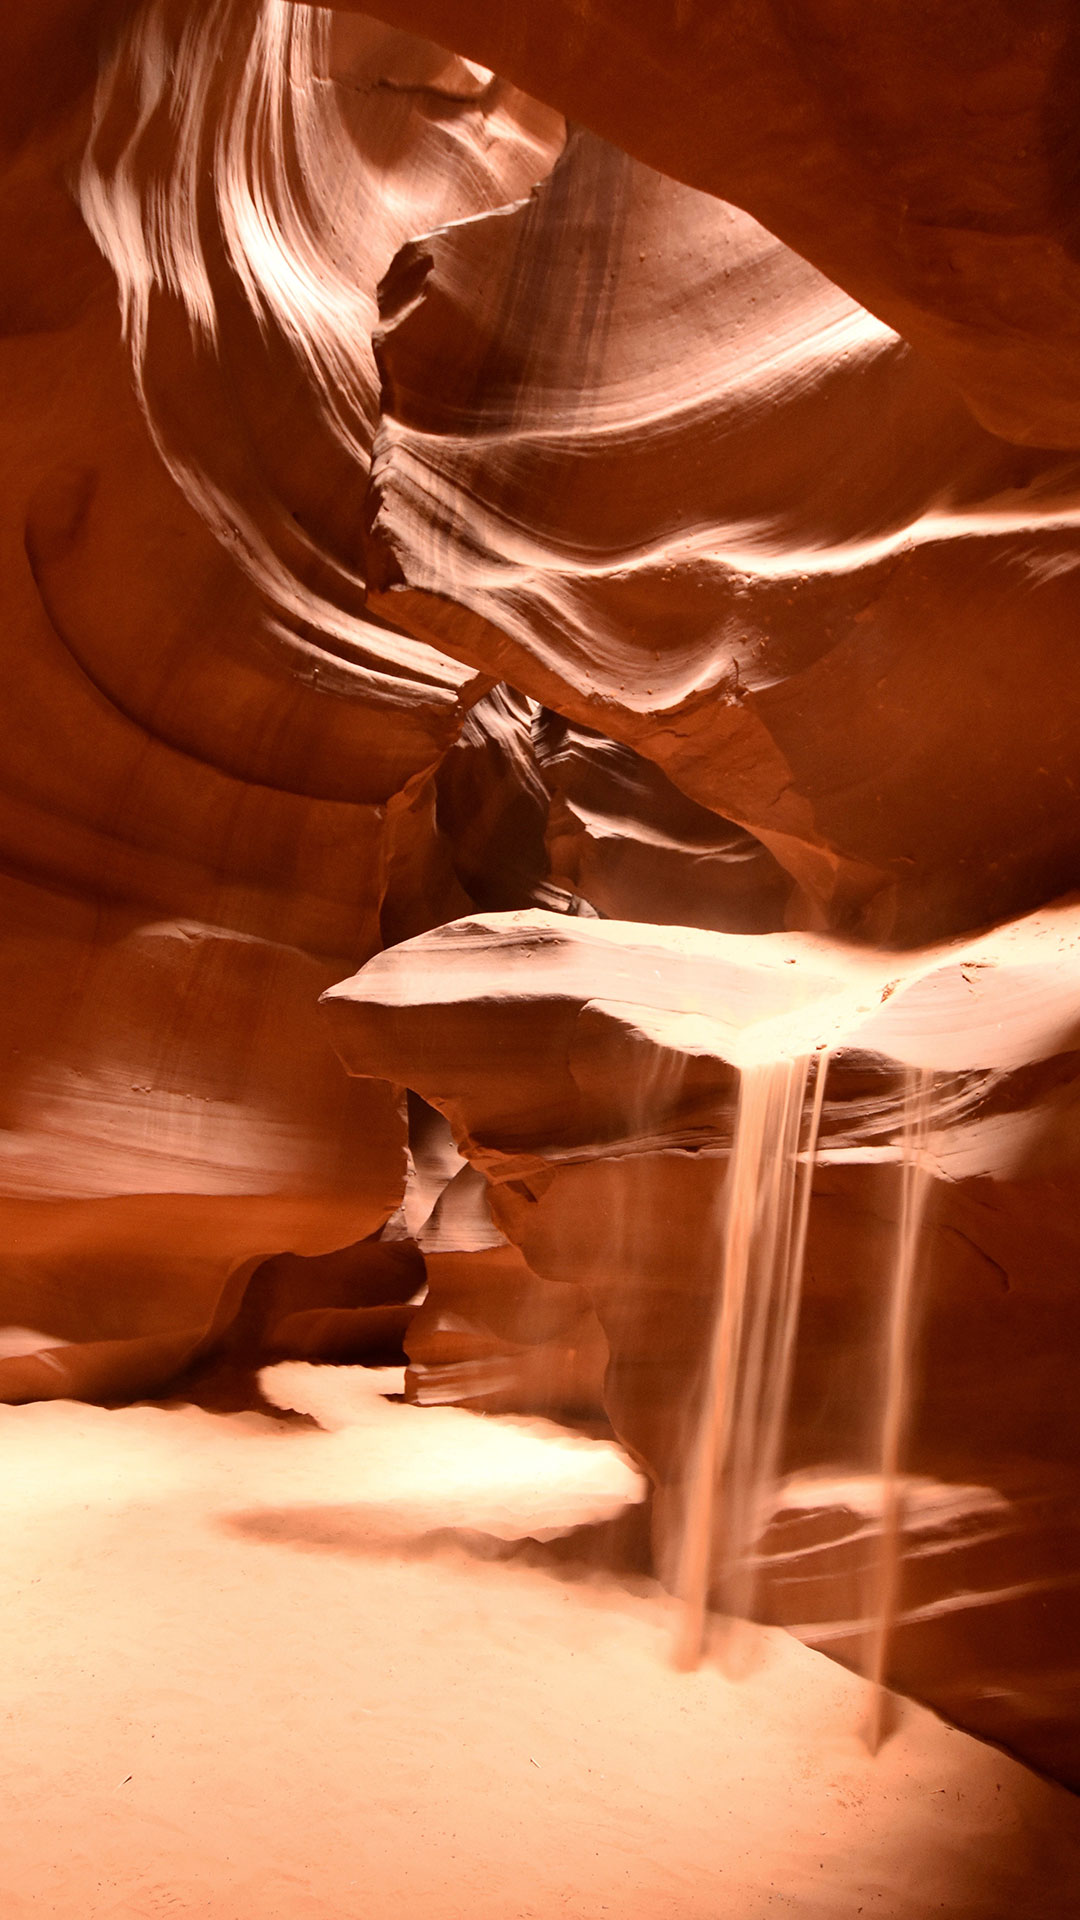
[{"left": 1, "top": 1367, "right": 1078, "bottom": 1920}]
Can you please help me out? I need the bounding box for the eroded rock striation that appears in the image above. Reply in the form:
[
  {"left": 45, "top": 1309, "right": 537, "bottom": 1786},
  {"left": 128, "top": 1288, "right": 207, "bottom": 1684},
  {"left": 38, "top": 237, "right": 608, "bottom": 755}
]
[
  {"left": 345, "top": 0, "right": 1080, "bottom": 450},
  {"left": 367, "top": 127, "right": 1080, "bottom": 943},
  {"left": 0, "top": 3, "right": 563, "bottom": 1400},
  {"left": 323, "top": 904, "right": 1080, "bottom": 1782}
]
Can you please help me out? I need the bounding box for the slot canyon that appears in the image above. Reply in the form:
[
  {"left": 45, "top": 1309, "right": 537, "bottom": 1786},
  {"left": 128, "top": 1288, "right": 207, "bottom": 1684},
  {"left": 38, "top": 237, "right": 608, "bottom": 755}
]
[{"left": 3, "top": 3, "right": 1080, "bottom": 1914}]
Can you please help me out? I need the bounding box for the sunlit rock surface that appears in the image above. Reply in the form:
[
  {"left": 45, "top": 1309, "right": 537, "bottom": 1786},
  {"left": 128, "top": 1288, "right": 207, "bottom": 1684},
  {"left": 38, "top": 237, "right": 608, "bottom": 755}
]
[
  {"left": 348, "top": 0, "right": 1080, "bottom": 450},
  {"left": 367, "top": 126, "right": 1080, "bottom": 943},
  {"left": 323, "top": 904, "right": 1080, "bottom": 1782},
  {"left": 0, "top": 2, "right": 563, "bottom": 1401}
]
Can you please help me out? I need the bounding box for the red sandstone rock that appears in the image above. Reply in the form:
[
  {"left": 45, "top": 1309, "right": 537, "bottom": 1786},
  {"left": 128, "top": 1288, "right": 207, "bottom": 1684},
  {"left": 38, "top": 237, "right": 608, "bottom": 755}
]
[
  {"left": 535, "top": 711, "right": 793, "bottom": 935},
  {"left": 0, "top": 5, "right": 562, "bottom": 1401},
  {"left": 5, "top": 0, "right": 1080, "bottom": 1807},
  {"left": 757, "top": 1463, "right": 1080, "bottom": 1791},
  {"left": 344, "top": 0, "right": 1080, "bottom": 450},
  {"left": 322, "top": 902, "right": 1080, "bottom": 1781},
  {"left": 367, "top": 128, "right": 1080, "bottom": 942},
  {"left": 433, "top": 687, "right": 558, "bottom": 915},
  {"left": 406, "top": 1162, "right": 607, "bottom": 1419}
]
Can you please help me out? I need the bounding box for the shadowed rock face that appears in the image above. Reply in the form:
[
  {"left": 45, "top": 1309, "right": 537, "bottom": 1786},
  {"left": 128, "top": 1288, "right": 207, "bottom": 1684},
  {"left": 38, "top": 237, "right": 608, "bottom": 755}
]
[
  {"left": 366, "top": 126, "right": 1080, "bottom": 943},
  {"left": 322, "top": 904, "right": 1080, "bottom": 1782},
  {"left": 404, "top": 1158, "right": 608, "bottom": 1420},
  {"left": 339, "top": 0, "right": 1080, "bottom": 451},
  {"left": 0, "top": 3, "right": 563, "bottom": 1401},
  {"left": 535, "top": 712, "right": 795, "bottom": 936}
]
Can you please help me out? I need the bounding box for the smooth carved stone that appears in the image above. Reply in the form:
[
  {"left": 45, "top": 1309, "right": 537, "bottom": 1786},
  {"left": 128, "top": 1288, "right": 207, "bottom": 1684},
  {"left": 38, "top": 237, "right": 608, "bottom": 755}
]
[
  {"left": 0, "top": 1192, "right": 404, "bottom": 1407},
  {"left": 757, "top": 1465, "right": 1080, "bottom": 1793},
  {"left": 534, "top": 711, "right": 793, "bottom": 935},
  {"left": 0, "top": 6, "right": 563, "bottom": 1402},
  {"left": 343, "top": 0, "right": 1080, "bottom": 449},
  {"left": 0, "top": 886, "right": 406, "bottom": 1404},
  {"left": 406, "top": 1163, "right": 608, "bottom": 1419},
  {"left": 322, "top": 903, "right": 1080, "bottom": 1782},
  {"left": 77, "top": 0, "right": 564, "bottom": 779},
  {"left": 367, "top": 129, "right": 1080, "bottom": 942},
  {"left": 228, "top": 1235, "right": 425, "bottom": 1368},
  {"left": 436, "top": 691, "right": 785, "bottom": 933},
  {"left": 434, "top": 686, "right": 559, "bottom": 916}
]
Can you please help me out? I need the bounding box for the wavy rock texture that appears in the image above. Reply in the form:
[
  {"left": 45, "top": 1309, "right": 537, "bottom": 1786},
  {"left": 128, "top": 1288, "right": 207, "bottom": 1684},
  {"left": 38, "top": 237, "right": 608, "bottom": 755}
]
[
  {"left": 432, "top": 688, "right": 793, "bottom": 933},
  {"left": 405, "top": 1160, "right": 608, "bottom": 1420},
  {"left": 535, "top": 711, "right": 794, "bottom": 935},
  {"left": 431, "top": 685, "right": 559, "bottom": 916},
  {"left": 368, "top": 128, "right": 1080, "bottom": 944},
  {"left": 323, "top": 904, "right": 1080, "bottom": 1783},
  {"left": 77, "top": 0, "right": 563, "bottom": 763},
  {"left": 344, "top": 0, "right": 1080, "bottom": 450},
  {"left": 0, "top": 2, "right": 564, "bottom": 1401}
]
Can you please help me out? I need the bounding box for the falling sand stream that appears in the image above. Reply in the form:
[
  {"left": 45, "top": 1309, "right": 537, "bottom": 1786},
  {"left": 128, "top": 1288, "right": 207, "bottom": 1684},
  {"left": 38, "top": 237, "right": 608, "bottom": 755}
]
[
  {"left": 674, "top": 1050, "right": 829, "bottom": 1671},
  {"left": 864, "top": 1064, "right": 936, "bottom": 1749},
  {"left": 675, "top": 1048, "right": 939, "bottom": 1754}
]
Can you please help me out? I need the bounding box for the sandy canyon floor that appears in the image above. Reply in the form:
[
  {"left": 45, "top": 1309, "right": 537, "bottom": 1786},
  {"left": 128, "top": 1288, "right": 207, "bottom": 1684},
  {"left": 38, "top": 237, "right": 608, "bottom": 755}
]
[{"left": 1, "top": 1366, "right": 1078, "bottom": 1920}]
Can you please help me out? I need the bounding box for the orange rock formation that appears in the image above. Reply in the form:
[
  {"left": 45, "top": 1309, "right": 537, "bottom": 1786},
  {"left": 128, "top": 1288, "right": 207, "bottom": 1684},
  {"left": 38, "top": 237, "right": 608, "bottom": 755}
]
[{"left": 4, "top": 0, "right": 1080, "bottom": 1795}]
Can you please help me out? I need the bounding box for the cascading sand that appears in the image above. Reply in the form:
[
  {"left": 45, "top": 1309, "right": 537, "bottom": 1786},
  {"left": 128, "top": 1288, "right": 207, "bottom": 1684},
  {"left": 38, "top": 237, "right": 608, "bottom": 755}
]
[
  {"left": 864, "top": 1064, "right": 936, "bottom": 1750},
  {"left": 674, "top": 1050, "right": 828, "bottom": 1669}
]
